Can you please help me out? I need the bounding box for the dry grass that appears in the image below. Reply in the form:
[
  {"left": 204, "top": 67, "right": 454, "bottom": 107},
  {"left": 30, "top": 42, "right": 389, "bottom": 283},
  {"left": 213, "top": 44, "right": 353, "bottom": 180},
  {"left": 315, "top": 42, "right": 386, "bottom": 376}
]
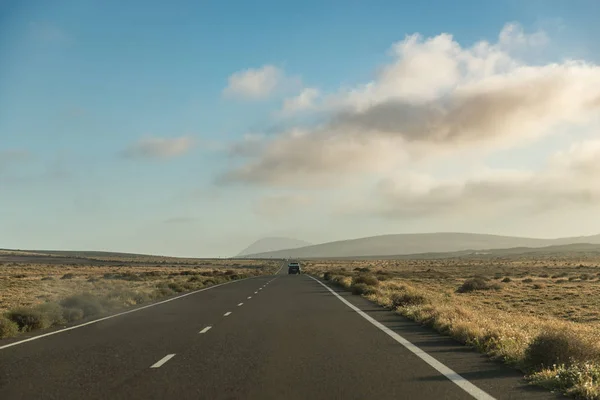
[
  {"left": 304, "top": 255, "right": 600, "bottom": 399},
  {"left": 0, "top": 254, "right": 278, "bottom": 338}
]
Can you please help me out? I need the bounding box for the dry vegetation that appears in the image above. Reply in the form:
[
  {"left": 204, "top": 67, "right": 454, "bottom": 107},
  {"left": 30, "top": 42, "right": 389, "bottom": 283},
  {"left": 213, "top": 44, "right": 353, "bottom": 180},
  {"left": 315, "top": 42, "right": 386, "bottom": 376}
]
[
  {"left": 306, "top": 254, "right": 600, "bottom": 400},
  {"left": 0, "top": 252, "right": 277, "bottom": 339}
]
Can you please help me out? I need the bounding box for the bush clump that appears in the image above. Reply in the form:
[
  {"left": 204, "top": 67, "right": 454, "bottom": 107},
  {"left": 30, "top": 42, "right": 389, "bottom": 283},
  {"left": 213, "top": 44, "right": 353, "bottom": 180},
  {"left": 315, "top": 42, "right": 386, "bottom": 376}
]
[
  {"left": 351, "top": 283, "right": 376, "bottom": 296},
  {"left": 390, "top": 291, "right": 428, "bottom": 308},
  {"left": 524, "top": 329, "right": 600, "bottom": 370},
  {"left": 60, "top": 293, "right": 105, "bottom": 318},
  {"left": 62, "top": 307, "right": 85, "bottom": 322},
  {"left": 501, "top": 277, "right": 512, "bottom": 283},
  {"left": 0, "top": 316, "right": 19, "bottom": 338},
  {"left": 456, "top": 277, "right": 501, "bottom": 293},
  {"left": 323, "top": 271, "right": 332, "bottom": 281},
  {"left": 7, "top": 308, "right": 50, "bottom": 331},
  {"left": 167, "top": 282, "right": 185, "bottom": 293},
  {"left": 522, "top": 278, "right": 534, "bottom": 283},
  {"left": 61, "top": 273, "right": 75, "bottom": 280},
  {"left": 352, "top": 274, "right": 380, "bottom": 287}
]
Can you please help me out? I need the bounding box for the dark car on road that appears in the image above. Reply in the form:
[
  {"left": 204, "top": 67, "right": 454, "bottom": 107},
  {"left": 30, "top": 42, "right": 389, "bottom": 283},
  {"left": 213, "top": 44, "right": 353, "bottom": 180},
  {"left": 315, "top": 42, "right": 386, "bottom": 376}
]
[{"left": 288, "top": 262, "right": 301, "bottom": 274}]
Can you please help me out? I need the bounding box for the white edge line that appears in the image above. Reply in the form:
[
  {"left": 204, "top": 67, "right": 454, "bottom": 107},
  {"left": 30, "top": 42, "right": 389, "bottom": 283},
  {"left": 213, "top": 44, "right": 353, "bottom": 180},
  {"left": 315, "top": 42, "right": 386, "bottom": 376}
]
[
  {"left": 224, "top": 311, "right": 232, "bottom": 316},
  {"left": 0, "top": 275, "right": 256, "bottom": 350},
  {"left": 199, "top": 326, "right": 212, "bottom": 334},
  {"left": 150, "top": 353, "right": 176, "bottom": 368},
  {"left": 308, "top": 275, "right": 496, "bottom": 400}
]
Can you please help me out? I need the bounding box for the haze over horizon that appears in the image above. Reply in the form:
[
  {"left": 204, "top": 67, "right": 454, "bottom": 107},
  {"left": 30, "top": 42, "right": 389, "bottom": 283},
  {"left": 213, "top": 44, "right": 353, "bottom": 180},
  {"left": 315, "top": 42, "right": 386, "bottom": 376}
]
[{"left": 2, "top": 1, "right": 600, "bottom": 257}]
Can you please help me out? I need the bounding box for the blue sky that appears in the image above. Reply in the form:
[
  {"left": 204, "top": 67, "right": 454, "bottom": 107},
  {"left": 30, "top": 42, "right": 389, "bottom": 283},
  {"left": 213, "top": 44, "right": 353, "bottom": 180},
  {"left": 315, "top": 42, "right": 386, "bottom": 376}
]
[{"left": 2, "top": 0, "right": 600, "bottom": 256}]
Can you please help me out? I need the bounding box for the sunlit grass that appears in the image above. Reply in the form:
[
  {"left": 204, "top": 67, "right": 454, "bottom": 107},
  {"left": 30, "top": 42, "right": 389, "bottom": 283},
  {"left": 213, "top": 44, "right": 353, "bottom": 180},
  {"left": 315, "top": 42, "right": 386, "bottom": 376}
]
[{"left": 306, "top": 256, "right": 600, "bottom": 399}]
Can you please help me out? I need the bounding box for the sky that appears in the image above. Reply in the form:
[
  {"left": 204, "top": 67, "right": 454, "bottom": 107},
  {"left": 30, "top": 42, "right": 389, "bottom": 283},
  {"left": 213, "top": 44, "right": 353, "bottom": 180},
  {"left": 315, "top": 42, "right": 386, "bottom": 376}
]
[{"left": 1, "top": 0, "right": 600, "bottom": 257}]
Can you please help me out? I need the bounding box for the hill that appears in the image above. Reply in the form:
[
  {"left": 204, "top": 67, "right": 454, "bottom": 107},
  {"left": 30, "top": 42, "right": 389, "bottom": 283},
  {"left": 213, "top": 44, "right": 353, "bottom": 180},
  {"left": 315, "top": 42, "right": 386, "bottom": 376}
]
[
  {"left": 236, "top": 237, "right": 312, "bottom": 257},
  {"left": 241, "top": 232, "right": 600, "bottom": 259}
]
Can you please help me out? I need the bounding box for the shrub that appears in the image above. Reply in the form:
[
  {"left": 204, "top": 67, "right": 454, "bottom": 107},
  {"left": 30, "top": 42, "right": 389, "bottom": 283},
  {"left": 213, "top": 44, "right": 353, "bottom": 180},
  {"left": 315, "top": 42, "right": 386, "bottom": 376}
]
[
  {"left": 524, "top": 329, "right": 600, "bottom": 370},
  {"left": 154, "top": 287, "right": 175, "bottom": 298},
  {"left": 41, "top": 276, "right": 54, "bottom": 281},
  {"left": 7, "top": 308, "right": 50, "bottom": 331},
  {"left": 533, "top": 284, "right": 544, "bottom": 290},
  {"left": 35, "top": 302, "right": 65, "bottom": 326},
  {"left": 522, "top": 278, "right": 534, "bottom": 283},
  {"left": 167, "top": 282, "right": 185, "bottom": 293},
  {"left": 60, "top": 294, "right": 105, "bottom": 318},
  {"left": 323, "top": 272, "right": 332, "bottom": 281},
  {"left": 456, "top": 278, "right": 501, "bottom": 293},
  {"left": 351, "top": 283, "right": 376, "bottom": 295},
  {"left": 390, "top": 291, "right": 428, "bottom": 308},
  {"left": 352, "top": 274, "right": 379, "bottom": 287},
  {"left": 0, "top": 316, "right": 19, "bottom": 338},
  {"left": 61, "top": 273, "right": 75, "bottom": 280},
  {"left": 62, "top": 307, "right": 84, "bottom": 322},
  {"left": 501, "top": 277, "right": 512, "bottom": 283},
  {"left": 188, "top": 275, "right": 201, "bottom": 282}
]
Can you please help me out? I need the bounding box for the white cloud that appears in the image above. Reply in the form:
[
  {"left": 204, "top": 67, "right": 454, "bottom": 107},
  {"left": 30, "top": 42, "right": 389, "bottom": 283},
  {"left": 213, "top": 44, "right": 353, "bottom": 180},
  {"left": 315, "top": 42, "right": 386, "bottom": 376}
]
[
  {"left": 371, "top": 139, "right": 600, "bottom": 218},
  {"left": 221, "top": 23, "right": 600, "bottom": 187},
  {"left": 280, "top": 88, "right": 320, "bottom": 115},
  {"left": 223, "top": 65, "right": 299, "bottom": 100},
  {"left": 122, "top": 136, "right": 194, "bottom": 160}
]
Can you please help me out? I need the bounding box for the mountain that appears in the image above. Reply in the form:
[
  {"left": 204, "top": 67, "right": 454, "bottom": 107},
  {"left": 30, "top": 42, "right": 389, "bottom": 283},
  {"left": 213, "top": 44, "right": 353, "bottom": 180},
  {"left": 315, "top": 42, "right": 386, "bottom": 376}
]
[
  {"left": 236, "top": 237, "right": 313, "bottom": 257},
  {"left": 241, "top": 232, "right": 600, "bottom": 259}
]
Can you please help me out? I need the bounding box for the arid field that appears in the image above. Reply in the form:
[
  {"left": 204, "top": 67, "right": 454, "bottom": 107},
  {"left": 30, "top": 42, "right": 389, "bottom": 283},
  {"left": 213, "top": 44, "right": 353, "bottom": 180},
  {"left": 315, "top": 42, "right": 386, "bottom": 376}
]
[
  {"left": 304, "top": 253, "right": 600, "bottom": 400},
  {"left": 0, "top": 250, "right": 278, "bottom": 340}
]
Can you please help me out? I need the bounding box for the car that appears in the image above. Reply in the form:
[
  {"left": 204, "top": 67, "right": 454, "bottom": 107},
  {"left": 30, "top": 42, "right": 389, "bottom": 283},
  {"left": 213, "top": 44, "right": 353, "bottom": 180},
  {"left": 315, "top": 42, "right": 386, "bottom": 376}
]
[{"left": 288, "top": 261, "right": 301, "bottom": 274}]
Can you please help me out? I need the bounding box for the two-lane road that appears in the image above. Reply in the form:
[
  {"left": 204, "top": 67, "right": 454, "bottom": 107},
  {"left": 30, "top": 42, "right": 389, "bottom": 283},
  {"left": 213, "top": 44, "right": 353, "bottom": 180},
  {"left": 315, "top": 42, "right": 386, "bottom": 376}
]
[{"left": 0, "top": 268, "right": 560, "bottom": 400}]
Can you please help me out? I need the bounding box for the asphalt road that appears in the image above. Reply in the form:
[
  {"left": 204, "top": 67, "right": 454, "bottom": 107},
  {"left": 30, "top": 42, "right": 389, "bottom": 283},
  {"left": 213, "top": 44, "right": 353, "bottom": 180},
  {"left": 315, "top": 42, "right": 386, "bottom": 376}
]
[{"left": 0, "top": 267, "right": 562, "bottom": 400}]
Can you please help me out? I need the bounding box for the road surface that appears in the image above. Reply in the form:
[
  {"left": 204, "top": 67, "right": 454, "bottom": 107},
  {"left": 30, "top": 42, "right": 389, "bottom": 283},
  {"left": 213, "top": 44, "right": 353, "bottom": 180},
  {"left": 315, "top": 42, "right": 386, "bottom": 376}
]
[{"left": 0, "top": 267, "right": 561, "bottom": 400}]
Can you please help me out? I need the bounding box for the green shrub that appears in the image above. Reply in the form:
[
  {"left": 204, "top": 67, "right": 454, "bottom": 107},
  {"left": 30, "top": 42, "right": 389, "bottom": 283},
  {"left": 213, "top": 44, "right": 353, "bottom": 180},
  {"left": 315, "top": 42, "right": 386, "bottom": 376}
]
[
  {"left": 60, "top": 294, "right": 105, "bottom": 318},
  {"left": 352, "top": 274, "right": 379, "bottom": 286},
  {"left": 524, "top": 329, "right": 600, "bottom": 370},
  {"left": 154, "top": 286, "right": 175, "bottom": 298},
  {"left": 501, "top": 277, "right": 512, "bottom": 283},
  {"left": 456, "top": 278, "right": 501, "bottom": 293},
  {"left": 35, "top": 302, "right": 65, "bottom": 326},
  {"left": 390, "top": 291, "right": 428, "bottom": 308},
  {"left": 62, "top": 307, "right": 85, "bottom": 322},
  {"left": 351, "top": 283, "right": 376, "bottom": 295},
  {"left": 167, "top": 282, "right": 185, "bottom": 293},
  {"left": 0, "top": 316, "right": 19, "bottom": 338},
  {"left": 7, "top": 308, "right": 50, "bottom": 331}
]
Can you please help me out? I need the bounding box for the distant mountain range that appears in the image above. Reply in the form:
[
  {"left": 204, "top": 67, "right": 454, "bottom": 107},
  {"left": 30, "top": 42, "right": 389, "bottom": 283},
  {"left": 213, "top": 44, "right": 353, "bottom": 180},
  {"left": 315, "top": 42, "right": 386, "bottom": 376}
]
[
  {"left": 236, "top": 237, "right": 313, "bottom": 257},
  {"left": 235, "top": 232, "right": 600, "bottom": 259}
]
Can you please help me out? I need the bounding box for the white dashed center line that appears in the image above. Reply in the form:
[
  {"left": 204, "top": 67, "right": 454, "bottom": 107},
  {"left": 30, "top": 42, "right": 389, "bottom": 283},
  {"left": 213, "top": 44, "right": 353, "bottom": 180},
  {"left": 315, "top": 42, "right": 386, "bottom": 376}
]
[
  {"left": 247, "top": 296, "right": 252, "bottom": 299},
  {"left": 254, "top": 291, "right": 258, "bottom": 294},
  {"left": 224, "top": 311, "right": 232, "bottom": 317},
  {"left": 150, "top": 354, "right": 175, "bottom": 368},
  {"left": 238, "top": 302, "right": 243, "bottom": 306},
  {"left": 199, "top": 326, "right": 212, "bottom": 334}
]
